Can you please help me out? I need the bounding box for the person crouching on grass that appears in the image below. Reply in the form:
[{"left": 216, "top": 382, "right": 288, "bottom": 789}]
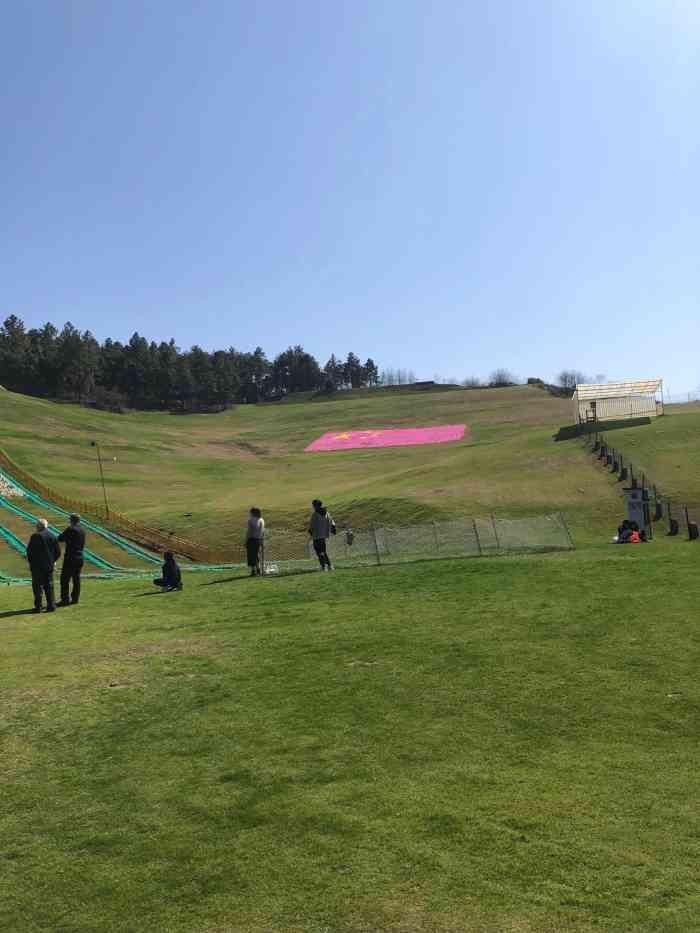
[
  {"left": 246, "top": 507, "right": 265, "bottom": 577},
  {"left": 153, "top": 551, "right": 183, "bottom": 591}
]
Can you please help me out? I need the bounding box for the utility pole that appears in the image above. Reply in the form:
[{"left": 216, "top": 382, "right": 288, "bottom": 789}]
[{"left": 91, "top": 441, "right": 110, "bottom": 518}]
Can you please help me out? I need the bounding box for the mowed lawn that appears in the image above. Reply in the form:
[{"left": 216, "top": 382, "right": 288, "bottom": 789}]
[
  {"left": 3, "top": 546, "right": 700, "bottom": 932},
  {"left": 0, "top": 386, "right": 622, "bottom": 548}
]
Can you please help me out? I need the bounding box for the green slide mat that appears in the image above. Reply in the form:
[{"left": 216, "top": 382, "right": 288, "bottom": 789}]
[
  {"left": 0, "top": 468, "right": 161, "bottom": 565},
  {"left": 0, "top": 496, "right": 120, "bottom": 571},
  {"left": 0, "top": 523, "right": 28, "bottom": 556}
]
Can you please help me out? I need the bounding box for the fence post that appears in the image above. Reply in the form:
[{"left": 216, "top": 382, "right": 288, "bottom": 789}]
[
  {"left": 560, "top": 512, "right": 575, "bottom": 550},
  {"left": 643, "top": 486, "right": 653, "bottom": 540},
  {"left": 491, "top": 514, "right": 501, "bottom": 553},
  {"left": 372, "top": 524, "right": 382, "bottom": 566},
  {"left": 472, "top": 518, "right": 482, "bottom": 556},
  {"left": 667, "top": 500, "right": 679, "bottom": 536}
]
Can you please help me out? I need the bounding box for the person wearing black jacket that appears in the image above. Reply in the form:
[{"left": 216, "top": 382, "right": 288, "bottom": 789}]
[
  {"left": 26, "top": 518, "right": 61, "bottom": 613},
  {"left": 58, "top": 513, "right": 86, "bottom": 606},
  {"left": 153, "top": 552, "right": 183, "bottom": 591}
]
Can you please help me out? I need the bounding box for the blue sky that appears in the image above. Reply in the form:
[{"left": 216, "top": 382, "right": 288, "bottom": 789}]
[{"left": 2, "top": 1, "right": 698, "bottom": 392}]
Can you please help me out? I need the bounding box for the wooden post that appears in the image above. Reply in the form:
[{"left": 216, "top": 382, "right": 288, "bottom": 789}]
[
  {"left": 560, "top": 512, "right": 575, "bottom": 550},
  {"left": 372, "top": 524, "right": 382, "bottom": 566},
  {"left": 491, "top": 514, "right": 501, "bottom": 553},
  {"left": 472, "top": 518, "right": 482, "bottom": 556}
]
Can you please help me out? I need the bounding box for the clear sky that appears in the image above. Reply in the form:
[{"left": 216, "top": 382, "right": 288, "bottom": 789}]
[{"left": 2, "top": 2, "right": 698, "bottom": 392}]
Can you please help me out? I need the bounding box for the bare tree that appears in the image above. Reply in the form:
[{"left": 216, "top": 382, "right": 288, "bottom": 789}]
[
  {"left": 489, "top": 368, "right": 515, "bottom": 387},
  {"left": 462, "top": 376, "right": 481, "bottom": 387},
  {"left": 558, "top": 370, "right": 587, "bottom": 390}
]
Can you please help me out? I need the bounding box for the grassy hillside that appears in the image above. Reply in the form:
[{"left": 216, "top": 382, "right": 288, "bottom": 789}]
[
  {"left": 578, "top": 403, "right": 700, "bottom": 506},
  {"left": 3, "top": 547, "right": 700, "bottom": 932},
  {"left": 0, "top": 386, "right": 623, "bottom": 547}
]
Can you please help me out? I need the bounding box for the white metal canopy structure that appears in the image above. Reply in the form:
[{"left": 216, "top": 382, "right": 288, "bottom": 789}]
[{"left": 573, "top": 379, "right": 664, "bottom": 424}]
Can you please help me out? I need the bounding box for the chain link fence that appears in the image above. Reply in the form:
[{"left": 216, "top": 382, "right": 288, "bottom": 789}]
[
  {"left": 245, "top": 513, "right": 574, "bottom": 576},
  {"left": 0, "top": 513, "right": 573, "bottom": 584}
]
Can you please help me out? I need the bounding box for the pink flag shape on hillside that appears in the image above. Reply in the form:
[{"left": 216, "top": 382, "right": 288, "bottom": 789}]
[{"left": 305, "top": 424, "right": 465, "bottom": 452}]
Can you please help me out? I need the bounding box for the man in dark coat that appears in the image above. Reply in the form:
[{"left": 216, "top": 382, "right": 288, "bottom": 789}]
[
  {"left": 58, "top": 513, "right": 86, "bottom": 606},
  {"left": 26, "top": 518, "right": 61, "bottom": 613},
  {"left": 153, "top": 551, "right": 183, "bottom": 591}
]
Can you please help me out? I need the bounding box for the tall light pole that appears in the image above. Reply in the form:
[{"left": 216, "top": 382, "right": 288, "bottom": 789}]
[{"left": 90, "top": 441, "right": 110, "bottom": 518}]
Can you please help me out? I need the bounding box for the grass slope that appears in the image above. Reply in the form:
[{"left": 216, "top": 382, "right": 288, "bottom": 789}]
[
  {"left": 0, "top": 386, "right": 622, "bottom": 548},
  {"left": 3, "top": 550, "right": 700, "bottom": 932},
  {"left": 576, "top": 404, "right": 700, "bottom": 507}
]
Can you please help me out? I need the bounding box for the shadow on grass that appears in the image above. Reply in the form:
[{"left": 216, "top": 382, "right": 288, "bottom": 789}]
[
  {"left": 200, "top": 575, "right": 253, "bottom": 586},
  {"left": 0, "top": 608, "right": 37, "bottom": 619},
  {"left": 132, "top": 591, "right": 182, "bottom": 598},
  {"left": 554, "top": 417, "right": 651, "bottom": 441},
  {"left": 201, "top": 568, "right": 326, "bottom": 586}
]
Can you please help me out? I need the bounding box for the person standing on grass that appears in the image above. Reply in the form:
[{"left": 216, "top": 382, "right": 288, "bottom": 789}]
[
  {"left": 245, "top": 507, "right": 265, "bottom": 576},
  {"left": 26, "top": 518, "right": 61, "bottom": 613},
  {"left": 153, "top": 551, "right": 183, "bottom": 591},
  {"left": 57, "top": 513, "right": 86, "bottom": 606},
  {"left": 309, "top": 498, "right": 335, "bottom": 571}
]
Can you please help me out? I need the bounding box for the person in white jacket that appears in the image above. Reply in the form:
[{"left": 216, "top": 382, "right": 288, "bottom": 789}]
[
  {"left": 245, "top": 507, "right": 265, "bottom": 576},
  {"left": 308, "top": 499, "right": 335, "bottom": 571}
]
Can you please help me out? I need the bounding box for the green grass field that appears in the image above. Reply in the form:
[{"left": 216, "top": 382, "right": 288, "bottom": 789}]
[
  {"left": 3, "top": 387, "right": 700, "bottom": 931},
  {"left": 3, "top": 548, "right": 700, "bottom": 932},
  {"left": 0, "top": 385, "right": 626, "bottom": 548}
]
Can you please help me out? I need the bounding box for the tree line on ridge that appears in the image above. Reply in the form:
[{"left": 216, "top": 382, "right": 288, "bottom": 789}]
[{"left": 0, "top": 315, "right": 380, "bottom": 411}]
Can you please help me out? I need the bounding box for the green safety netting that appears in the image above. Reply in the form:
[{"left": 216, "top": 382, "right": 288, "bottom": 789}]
[
  {"left": 0, "top": 569, "right": 172, "bottom": 586},
  {"left": 0, "top": 563, "right": 238, "bottom": 586}
]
